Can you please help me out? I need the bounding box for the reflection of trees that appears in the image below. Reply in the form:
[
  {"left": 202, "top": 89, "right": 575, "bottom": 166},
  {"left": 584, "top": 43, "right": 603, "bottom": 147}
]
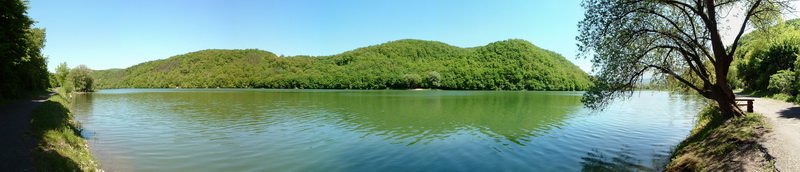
[
  {"left": 580, "top": 145, "right": 671, "bottom": 172},
  {"left": 322, "top": 91, "right": 583, "bottom": 146},
  {"left": 82, "top": 90, "right": 584, "bottom": 146},
  {"left": 70, "top": 93, "right": 95, "bottom": 122}
]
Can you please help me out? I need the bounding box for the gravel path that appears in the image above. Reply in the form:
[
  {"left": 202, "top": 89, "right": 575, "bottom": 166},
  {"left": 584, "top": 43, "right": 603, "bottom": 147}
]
[
  {"left": 0, "top": 93, "right": 52, "bottom": 171},
  {"left": 737, "top": 94, "right": 800, "bottom": 172}
]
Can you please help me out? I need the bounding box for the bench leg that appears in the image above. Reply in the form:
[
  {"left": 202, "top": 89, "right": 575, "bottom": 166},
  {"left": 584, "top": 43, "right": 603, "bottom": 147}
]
[{"left": 747, "top": 103, "right": 753, "bottom": 113}]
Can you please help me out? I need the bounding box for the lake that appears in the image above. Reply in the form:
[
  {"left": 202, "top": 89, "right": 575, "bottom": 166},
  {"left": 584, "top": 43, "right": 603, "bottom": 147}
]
[{"left": 71, "top": 89, "right": 704, "bottom": 171}]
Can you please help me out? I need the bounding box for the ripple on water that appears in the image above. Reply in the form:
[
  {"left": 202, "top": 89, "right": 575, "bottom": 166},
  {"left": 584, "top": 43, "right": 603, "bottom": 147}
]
[{"left": 74, "top": 90, "right": 702, "bottom": 171}]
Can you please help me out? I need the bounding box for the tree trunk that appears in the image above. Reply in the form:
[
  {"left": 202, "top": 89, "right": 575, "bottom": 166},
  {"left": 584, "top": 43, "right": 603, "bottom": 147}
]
[
  {"left": 714, "top": 92, "right": 743, "bottom": 119},
  {"left": 705, "top": 0, "right": 744, "bottom": 119},
  {"left": 713, "top": 75, "right": 745, "bottom": 119},
  {"left": 712, "top": 51, "right": 745, "bottom": 118}
]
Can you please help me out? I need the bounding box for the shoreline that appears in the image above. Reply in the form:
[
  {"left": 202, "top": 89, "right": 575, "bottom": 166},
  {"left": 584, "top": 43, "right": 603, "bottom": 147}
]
[
  {"left": 663, "top": 90, "right": 800, "bottom": 171},
  {"left": 29, "top": 89, "right": 99, "bottom": 171},
  {"left": 666, "top": 106, "right": 774, "bottom": 171}
]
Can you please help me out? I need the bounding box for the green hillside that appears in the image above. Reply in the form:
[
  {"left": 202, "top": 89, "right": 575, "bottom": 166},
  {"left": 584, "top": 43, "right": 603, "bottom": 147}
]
[{"left": 94, "top": 39, "right": 592, "bottom": 90}]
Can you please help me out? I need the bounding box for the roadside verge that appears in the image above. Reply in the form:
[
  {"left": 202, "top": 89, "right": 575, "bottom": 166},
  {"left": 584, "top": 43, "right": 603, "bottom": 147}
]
[{"left": 30, "top": 90, "right": 99, "bottom": 171}]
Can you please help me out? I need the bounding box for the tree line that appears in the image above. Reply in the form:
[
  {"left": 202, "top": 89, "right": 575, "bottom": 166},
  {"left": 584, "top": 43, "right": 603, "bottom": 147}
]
[
  {"left": 54, "top": 63, "right": 95, "bottom": 93},
  {"left": 94, "top": 39, "right": 593, "bottom": 91},
  {"left": 734, "top": 19, "right": 800, "bottom": 102},
  {"left": 0, "top": 0, "right": 96, "bottom": 101},
  {"left": 0, "top": 0, "right": 49, "bottom": 99}
]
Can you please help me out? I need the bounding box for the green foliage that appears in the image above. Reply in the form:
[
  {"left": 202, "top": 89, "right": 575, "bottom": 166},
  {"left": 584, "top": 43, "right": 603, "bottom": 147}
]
[
  {"left": 402, "top": 74, "right": 422, "bottom": 88},
  {"left": 91, "top": 68, "right": 123, "bottom": 89},
  {"left": 54, "top": 62, "right": 69, "bottom": 87},
  {"left": 667, "top": 107, "right": 771, "bottom": 171},
  {"left": 94, "top": 39, "right": 593, "bottom": 90},
  {"left": 735, "top": 19, "right": 800, "bottom": 105},
  {"left": 769, "top": 93, "right": 794, "bottom": 102},
  {"left": 578, "top": 0, "right": 788, "bottom": 118},
  {"left": 66, "top": 65, "right": 94, "bottom": 92},
  {"left": 767, "top": 69, "right": 796, "bottom": 94},
  {"left": 794, "top": 94, "right": 800, "bottom": 105},
  {"left": 31, "top": 92, "right": 98, "bottom": 171},
  {"left": 727, "top": 65, "right": 742, "bottom": 90},
  {"left": 736, "top": 19, "right": 800, "bottom": 90},
  {"left": 48, "top": 72, "right": 57, "bottom": 88},
  {"left": 0, "top": 0, "right": 50, "bottom": 99},
  {"left": 425, "top": 71, "right": 441, "bottom": 88}
]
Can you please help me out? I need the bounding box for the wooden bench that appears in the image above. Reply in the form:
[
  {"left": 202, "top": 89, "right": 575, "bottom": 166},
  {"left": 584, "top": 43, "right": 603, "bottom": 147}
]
[{"left": 735, "top": 99, "right": 755, "bottom": 113}]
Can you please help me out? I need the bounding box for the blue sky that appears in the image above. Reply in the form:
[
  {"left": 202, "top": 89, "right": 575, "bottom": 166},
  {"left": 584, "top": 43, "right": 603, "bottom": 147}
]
[
  {"left": 27, "top": 0, "right": 589, "bottom": 72},
  {"left": 26, "top": 0, "right": 800, "bottom": 73}
]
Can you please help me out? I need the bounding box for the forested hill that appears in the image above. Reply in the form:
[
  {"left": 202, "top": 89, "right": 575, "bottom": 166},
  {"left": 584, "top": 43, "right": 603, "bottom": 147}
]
[{"left": 94, "top": 39, "right": 593, "bottom": 90}]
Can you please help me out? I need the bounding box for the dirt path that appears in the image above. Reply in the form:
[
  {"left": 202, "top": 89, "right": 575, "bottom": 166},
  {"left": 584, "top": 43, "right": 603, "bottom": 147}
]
[
  {"left": 0, "top": 93, "right": 52, "bottom": 171},
  {"left": 737, "top": 94, "right": 800, "bottom": 171}
]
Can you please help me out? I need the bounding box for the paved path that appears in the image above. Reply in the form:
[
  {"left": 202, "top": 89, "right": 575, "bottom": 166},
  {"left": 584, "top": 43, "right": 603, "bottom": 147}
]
[
  {"left": 737, "top": 94, "right": 800, "bottom": 172},
  {"left": 0, "top": 93, "right": 52, "bottom": 171}
]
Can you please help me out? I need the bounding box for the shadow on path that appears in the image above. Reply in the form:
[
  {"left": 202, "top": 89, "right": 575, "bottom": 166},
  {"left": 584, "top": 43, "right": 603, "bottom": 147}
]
[
  {"left": 29, "top": 97, "right": 85, "bottom": 171},
  {"left": 0, "top": 92, "right": 53, "bottom": 171},
  {"left": 735, "top": 92, "right": 800, "bottom": 171},
  {"left": 777, "top": 107, "right": 800, "bottom": 120}
]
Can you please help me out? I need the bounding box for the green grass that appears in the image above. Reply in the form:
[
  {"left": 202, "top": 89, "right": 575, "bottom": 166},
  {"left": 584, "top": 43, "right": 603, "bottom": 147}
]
[
  {"left": 739, "top": 89, "right": 800, "bottom": 105},
  {"left": 739, "top": 89, "right": 773, "bottom": 97},
  {"left": 30, "top": 91, "right": 98, "bottom": 171},
  {"left": 768, "top": 93, "right": 794, "bottom": 102},
  {"left": 666, "top": 106, "right": 773, "bottom": 171}
]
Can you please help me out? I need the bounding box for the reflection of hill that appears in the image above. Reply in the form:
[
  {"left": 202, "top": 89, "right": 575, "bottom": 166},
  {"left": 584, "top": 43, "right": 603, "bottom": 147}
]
[
  {"left": 315, "top": 91, "right": 584, "bottom": 145},
  {"left": 81, "top": 89, "right": 583, "bottom": 146},
  {"left": 73, "top": 89, "right": 702, "bottom": 171}
]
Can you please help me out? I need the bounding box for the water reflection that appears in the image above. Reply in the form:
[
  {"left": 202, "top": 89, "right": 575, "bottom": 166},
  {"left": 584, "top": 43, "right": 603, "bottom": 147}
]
[
  {"left": 72, "top": 89, "right": 702, "bottom": 171},
  {"left": 90, "top": 90, "right": 584, "bottom": 146},
  {"left": 317, "top": 91, "right": 584, "bottom": 146}
]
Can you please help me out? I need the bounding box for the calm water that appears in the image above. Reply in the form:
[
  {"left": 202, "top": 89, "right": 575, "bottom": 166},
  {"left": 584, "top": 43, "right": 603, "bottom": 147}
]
[{"left": 71, "top": 89, "right": 704, "bottom": 171}]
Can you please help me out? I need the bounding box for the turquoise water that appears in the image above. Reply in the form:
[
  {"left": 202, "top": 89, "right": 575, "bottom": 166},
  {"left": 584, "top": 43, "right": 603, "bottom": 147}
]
[{"left": 71, "top": 89, "right": 703, "bottom": 171}]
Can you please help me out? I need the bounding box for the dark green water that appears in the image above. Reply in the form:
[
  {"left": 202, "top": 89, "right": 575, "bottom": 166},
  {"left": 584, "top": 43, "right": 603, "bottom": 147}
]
[{"left": 71, "top": 89, "right": 703, "bottom": 171}]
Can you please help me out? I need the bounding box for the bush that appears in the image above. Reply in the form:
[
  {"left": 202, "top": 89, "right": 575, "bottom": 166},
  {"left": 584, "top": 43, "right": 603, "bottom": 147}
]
[
  {"left": 737, "top": 27, "right": 800, "bottom": 91},
  {"left": 771, "top": 93, "right": 794, "bottom": 102},
  {"left": 426, "top": 71, "right": 442, "bottom": 88},
  {"left": 66, "top": 65, "right": 94, "bottom": 92},
  {"left": 402, "top": 74, "right": 422, "bottom": 88},
  {"left": 54, "top": 62, "right": 70, "bottom": 87},
  {"left": 794, "top": 95, "right": 800, "bottom": 104},
  {"left": 768, "top": 69, "right": 796, "bottom": 95}
]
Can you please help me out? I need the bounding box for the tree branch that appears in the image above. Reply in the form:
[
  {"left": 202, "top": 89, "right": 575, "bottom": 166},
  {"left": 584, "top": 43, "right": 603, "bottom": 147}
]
[{"left": 728, "top": 0, "right": 763, "bottom": 57}]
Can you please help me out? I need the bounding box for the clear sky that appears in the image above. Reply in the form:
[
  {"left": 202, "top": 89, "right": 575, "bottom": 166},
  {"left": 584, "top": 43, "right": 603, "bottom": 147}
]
[{"left": 26, "top": 0, "right": 800, "bottom": 73}]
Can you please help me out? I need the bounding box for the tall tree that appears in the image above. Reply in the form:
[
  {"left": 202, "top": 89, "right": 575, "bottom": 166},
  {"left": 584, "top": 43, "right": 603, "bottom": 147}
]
[
  {"left": 22, "top": 28, "right": 50, "bottom": 91},
  {"left": 55, "top": 62, "right": 69, "bottom": 87},
  {"left": 66, "top": 64, "right": 94, "bottom": 92},
  {"left": 0, "top": 0, "right": 49, "bottom": 98},
  {"left": 578, "top": 0, "right": 789, "bottom": 118}
]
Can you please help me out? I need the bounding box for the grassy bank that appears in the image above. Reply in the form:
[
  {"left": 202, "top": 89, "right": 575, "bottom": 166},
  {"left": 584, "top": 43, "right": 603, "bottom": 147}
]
[
  {"left": 666, "top": 106, "right": 774, "bottom": 171},
  {"left": 30, "top": 89, "right": 99, "bottom": 171}
]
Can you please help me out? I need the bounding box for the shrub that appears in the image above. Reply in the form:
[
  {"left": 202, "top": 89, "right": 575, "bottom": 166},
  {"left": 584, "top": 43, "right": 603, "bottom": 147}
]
[
  {"left": 402, "top": 74, "right": 422, "bottom": 88},
  {"left": 771, "top": 93, "right": 794, "bottom": 102},
  {"left": 768, "top": 69, "right": 796, "bottom": 95},
  {"left": 426, "top": 71, "right": 442, "bottom": 88},
  {"left": 66, "top": 65, "right": 94, "bottom": 92}
]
